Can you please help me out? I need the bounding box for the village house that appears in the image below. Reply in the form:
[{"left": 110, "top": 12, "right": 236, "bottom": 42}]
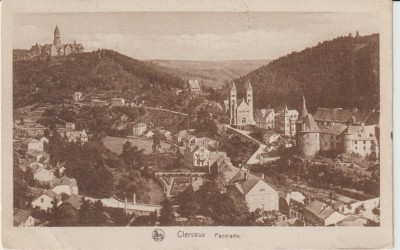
[
  {"left": 58, "top": 194, "right": 82, "bottom": 210},
  {"left": 286, "top": 191, "right": 307, "bottom": 221},
  {"left": 26, "top": 150, "right": 49, "bottom": 163},
  {"left": 91, "top": 99, "right": 108, "bottom": 107},
  {"left": 304, "top": 200, "right": 346, "bottom": 226},
  {"left": 336, "top": 197, "right": 380, "bottom": 223},
  {"left": 254, "top": 109, "right": 275, "bottom": 129},
  {"left": 31, "top": 190, "right": 59, "bottom": 210},
  {"left": 187, "top": 79, "right": 202, "bottom": 96},
  {"left": 263, "top": 131, "right": 281, "bottom": 144},
  {"left": 20, "top": 138, "right": 44, "bottom": 152},
  {"left": 173, "top": 129, "right": 195, "bottom": 144},
  {"left": 184, "top": 144, "right": 211, "bottom": 169},
  {"left": 14, "top": 209, "right": 35, "bottom": 227},
  {"left": 132, "top": 123, "right": 147, "bottom": 136},
  {"left": 275, "top": 107, "right": 298, "bottom": 137},
  {"left": 51, "top": 176, "right": 79, "bottom": 196},
  {"left": 144, "top": 130, "right": 155, "bottom": 139},
  {"left": 66, "top": 129, "right": 88, "bottom": 143},
  {"left": 111, "top": 97, "right": 125, "bottom": 107},
  {"left": 158, "top": 129, "right": 173, "bottom": 141},
  {"left": 73, "top": 92, "right": 83, "bottom": 102},
  {"left": 65, "top": 122, "right": 76, "bottom": 132},
  {"left": 228, "top": 170, "right": 279, "bottom": 212},
  {"left": 33, "top": 166, "right": 56, "bottom": 184}
]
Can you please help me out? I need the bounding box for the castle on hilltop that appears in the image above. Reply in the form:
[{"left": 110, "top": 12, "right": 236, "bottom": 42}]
[
  {"left": 14, "top": 25, "right": 84, "bottom": 61},
  {"left": 30, "top": 25, "right": 84, "bottom": 57},
  {"left": 226, "top": 80, "right": 255, "bottom": 127}
]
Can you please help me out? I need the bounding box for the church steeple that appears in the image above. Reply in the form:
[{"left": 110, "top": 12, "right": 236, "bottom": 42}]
[{"left": 53, "top": 25, "right": 61, "bottom": 46}]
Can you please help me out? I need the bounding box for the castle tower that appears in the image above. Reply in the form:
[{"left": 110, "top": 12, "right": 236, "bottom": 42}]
[
  {"left": 343, "top": 127, "right": 353, "bottom": 154},
  {"left": 245, "top": 80, "right": 254, "bottom": 124},
  {"left": 228, "top": 81, "right": 237, "bottom": 125},
  {"left": 296, "top": 96, "right": 320, "bottom": 157},
  {"left": 53, "top": 25, "right": 61, "bottom": 46}
]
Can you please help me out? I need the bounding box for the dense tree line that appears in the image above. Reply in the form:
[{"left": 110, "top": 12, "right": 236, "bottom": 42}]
[
  {"left": 174, "top": 182, "right": 279, "bottom": 226},
  {"left": 32, "top": 197, "right": 132, "bottom": 226},
  {"left": 49, "top": 132, "right": 114, "bottom": 198},
  {"left": 235, "top": 34, "right": 379, "bottom": 113},
  {"left": 251, "top": 155, "right": 379, "bottom": 197},
  {"left": 13, "top": 49, "right": 186, "bottom": 109}
]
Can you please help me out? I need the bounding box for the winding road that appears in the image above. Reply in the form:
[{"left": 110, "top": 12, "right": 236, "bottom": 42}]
[{"left": 222, "top": 124, "right": 266, "bottom": 165}]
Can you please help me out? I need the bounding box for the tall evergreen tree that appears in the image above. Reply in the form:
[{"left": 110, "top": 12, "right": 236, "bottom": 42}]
[{"left": 159, "top": 198, "right": 175, "bottom": 226}]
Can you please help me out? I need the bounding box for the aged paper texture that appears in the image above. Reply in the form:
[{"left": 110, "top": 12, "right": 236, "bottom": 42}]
[{"left": 2, "top": 0, "right": 392, "bottom": 249}]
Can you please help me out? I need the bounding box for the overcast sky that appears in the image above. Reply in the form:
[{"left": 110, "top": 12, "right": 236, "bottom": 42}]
[{"left": 14, "top": 12, "right": 379, "bottom": 60}]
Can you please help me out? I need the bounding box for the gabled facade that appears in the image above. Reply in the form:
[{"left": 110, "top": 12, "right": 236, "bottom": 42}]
[
  {"left": 275, "top": 107, "right": 298, "bottom": 137},
  {"left": 254, "top": 108, "right": 275, "bottom": 129},
  {"left": 228, "top": 170, "right": 279, "bottom": 212}
]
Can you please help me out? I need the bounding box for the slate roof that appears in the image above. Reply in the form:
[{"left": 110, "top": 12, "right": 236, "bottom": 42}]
[
  {"left": 346, "top": 126, "right": 377, "bottom": 141},
  {"left": 254, "top": 109, "right": 274, "bottom": 121},
  {"left": 299, "top": 114, "right": 320, "bottom": 132},
  {"left": 237, "top": 98, "right": 250, "bottom": 109},
  {"left": 313, "top": 108, "right": 371, "bottom": 124},
  {"left": 55, "top": 176, "right": 78, "bottom": 189},
  {"left": 63, "top": 194, "right": 82, "bottom": 210},
  {"left": 230, "top": 170, "right": 275, "bottom": 195},
  {"left": 13, "top": 209, "right": 32, "bottom": 226},
  {"left": 305, "top": 200, "right": 336, "bottom": 220},
  {"left": 133, "top": 123, "right": 147, "bottom": 128},
  {"left": 318, "top": 124, "right": 348, "bottom": 135},
  {"left": 43, "top": 190, "right": 58, "bottom": 200},
  {"left": 22, "top": 138, "right": 40, "bottom": 145}
]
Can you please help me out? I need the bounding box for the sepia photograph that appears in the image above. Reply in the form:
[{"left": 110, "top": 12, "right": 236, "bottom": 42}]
[{"left": 2, "top": 0, "right": 393, "bottom": 249}]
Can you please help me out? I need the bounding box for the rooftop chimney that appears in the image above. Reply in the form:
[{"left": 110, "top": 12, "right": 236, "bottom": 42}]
[
  {"left": 261, "top": 173, "right": 265, "bottom": 180},
  {"left": 244, "top": 172, "right": 248, "bottom": 180}
]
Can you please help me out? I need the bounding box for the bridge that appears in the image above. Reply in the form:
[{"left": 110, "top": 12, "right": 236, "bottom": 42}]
[{"left": 85, "top": 195, "right": 162, "bottom": 215}]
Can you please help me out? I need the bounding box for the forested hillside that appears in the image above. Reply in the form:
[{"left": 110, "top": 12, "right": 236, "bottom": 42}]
[
  {"left": 13, "top": 50, "right": 185, "bottom": 108},
  {"left": 235, "top": 33, "right": 379, "bottom": 112}
]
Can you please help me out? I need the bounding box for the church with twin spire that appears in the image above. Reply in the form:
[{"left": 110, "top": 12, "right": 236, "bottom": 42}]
[{"left": 227, "top": 80, "right": 255, "bottom": 127}]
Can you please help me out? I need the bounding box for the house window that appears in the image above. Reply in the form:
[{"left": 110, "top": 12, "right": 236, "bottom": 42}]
[
  {"left": 363, "top": 146, "right": 366, "bottom": 150},
  {"left": 363, "top": 141, "right": 366, "bottom": 144},
  {"left": 260, "top": 204, "right": 264, "bottom": 210},
  {"left": 242, "top": 118, "right": 246, "bottom": 124},
  {"left": 355, "top": 141, "right": 357, "bottom": 144},
  {"left": 41, "top": 198, "right": 44, "bottom": 203},
  {"left": 355, "top": 146, "right": 357, "bottom": 150},
  {"left": 331, "top": 136, "right": 334, "bottom": 140}
]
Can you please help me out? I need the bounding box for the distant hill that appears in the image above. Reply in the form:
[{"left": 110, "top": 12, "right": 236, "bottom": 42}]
[
  {"left": 234, "top": 34, "right": 379, "bottom": 113},
  {"left": 148, "top": 59, "right": 271, "bottom": 89},
  {"left": 13, "top": 50, "right": 186, "bottom": 108}
]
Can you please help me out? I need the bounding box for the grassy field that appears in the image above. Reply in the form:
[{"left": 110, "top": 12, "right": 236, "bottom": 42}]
[{"left": 102, "top": 136, "right": 171, "bottom": 155}]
